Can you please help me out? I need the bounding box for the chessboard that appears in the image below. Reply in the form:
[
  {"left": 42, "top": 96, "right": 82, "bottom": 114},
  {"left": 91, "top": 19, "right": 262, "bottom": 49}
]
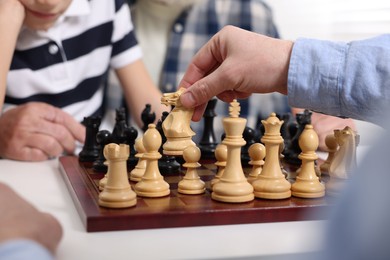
[{"left": 59, "top": 155, "right": 332, "bottom": 233}]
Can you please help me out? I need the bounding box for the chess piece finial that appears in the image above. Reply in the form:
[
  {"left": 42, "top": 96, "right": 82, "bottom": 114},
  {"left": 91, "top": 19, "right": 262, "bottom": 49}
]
[
  {"left": 229, "top": 99, "right": 241, "bottom": 118},
  {"left": 178, "top": 146, "right": 205, "bottom": 194},
  {"left": 161, "top": 88, "right": 196, "bottom": 156},
  {"left": 98, "top": 143, "right": 137, "bottom": 208},
  {"left": 134, "top": 124, "right": 170, "bottom": 197},
  {"left": 247, "top": 143, "right": 266, "bottom": 183},
  {"left": 252, "top": 112, "right": 291, "bottom": 199},
  {"left": 291, "top": 125, "right": 325, "bottom": 198},
  {"left": 212, "top": 100, "right": 254, "bottom": 203}
]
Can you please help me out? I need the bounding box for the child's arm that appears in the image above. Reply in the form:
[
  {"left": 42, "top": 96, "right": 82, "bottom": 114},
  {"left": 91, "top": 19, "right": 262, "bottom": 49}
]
[
  {"left": 0, "top": 0, "right": 25, "bottom": 111},
  {"left": 115, "top": 59, "right": 170, "bottom": 127}
]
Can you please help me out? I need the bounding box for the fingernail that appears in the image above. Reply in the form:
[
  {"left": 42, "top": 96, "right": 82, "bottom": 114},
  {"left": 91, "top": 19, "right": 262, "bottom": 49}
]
[{"left": 181, "top": 92, "right": 196, "bottom": 107}]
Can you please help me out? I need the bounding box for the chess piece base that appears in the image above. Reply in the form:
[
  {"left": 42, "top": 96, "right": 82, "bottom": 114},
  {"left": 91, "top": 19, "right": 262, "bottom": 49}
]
[
  {"left": 211, "top": 181, "right": 254, "bottom": 203},
  {"left": 291, "top": 177, "right": 325, "bottom": 198},
  {"left": 253, "top": 176, "right": 292, "bottom": 199},
  {"left": 178, "top": 179, "right": 206, "bottom": 195},
  {"left": 98, "top": 188, "right": 137, "bottom": 208}
]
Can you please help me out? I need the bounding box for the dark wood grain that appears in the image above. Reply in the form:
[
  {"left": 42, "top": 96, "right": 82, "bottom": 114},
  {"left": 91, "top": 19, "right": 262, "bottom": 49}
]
[{"left": 59, "top": 156, "right": 332, "bottom": 232}]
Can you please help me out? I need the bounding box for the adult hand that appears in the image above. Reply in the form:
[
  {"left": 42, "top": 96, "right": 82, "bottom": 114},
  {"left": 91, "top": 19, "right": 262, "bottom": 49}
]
[
  {"left": 0, "top": 183, "right": 62, "bottom": 254},
  {"left": 0, "top": 102, "right": 85, "bottom": 161},
  {"left": 179, "top": 25, "right": 293, "bottom": 121}
]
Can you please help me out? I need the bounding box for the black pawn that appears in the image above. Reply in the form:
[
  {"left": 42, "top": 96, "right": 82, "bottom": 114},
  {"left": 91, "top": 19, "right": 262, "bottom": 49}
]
[
  {"left": 141, "top": 104, "right": 156, "bottom": 133},
  {"left": 198, "top": 98, "right": 218, "bottom": 160},
  {"left": 93, "top": 130, "right": 112, "bottom": 172},
  {"left": 241, "top": 126, "right": 257, "bottom": 167},
  {"left": 79, "top": 116, "right": 101, "bottom": 163},
  {"left": 283, "top": 109, "right": 312, "bottom": 165},
  {"left": 124, "top": 126, "right": 138, "bottom": 169},
  {"left": 156, "top": 111, "right": 180, "bottom": 175}
]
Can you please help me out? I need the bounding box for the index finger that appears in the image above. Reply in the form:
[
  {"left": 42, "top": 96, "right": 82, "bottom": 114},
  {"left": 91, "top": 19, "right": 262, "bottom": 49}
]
[{"left": 45, "top": 107, "right": 86, "bottom": 143}]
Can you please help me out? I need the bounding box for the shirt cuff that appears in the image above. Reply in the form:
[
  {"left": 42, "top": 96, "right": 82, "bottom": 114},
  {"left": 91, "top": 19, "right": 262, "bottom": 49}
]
[{"left": 287, "top": 37, "right": 348, "bottom": 116}]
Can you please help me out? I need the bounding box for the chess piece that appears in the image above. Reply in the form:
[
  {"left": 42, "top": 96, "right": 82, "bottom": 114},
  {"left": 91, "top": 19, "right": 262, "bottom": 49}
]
[
  {"left": 326, "top": 126, "right": 359, "bottom": 196},
  {"left": 141, "top": 104, "right": 156, "bottom": 132},
  {"left": 134, "top": 124, "right": 170, "bottom": 197},
  {"left": 98, "top": 143, "right": 137, "bottom": 208},
  {"left": 178, "top": 146, "right": 205, "bottom": 194},
  {"left": 156, "top": 111, "right": 180, "bottom": 175},
  {"left": 124, "top": 126, "right": 138, "bottom": 169},
  {"left": 320, "top": 133, "right": 339, "bottom": 175},
  {"left": 93, "top": 130, "right": 112, "bottom": 172},
  {"left": 247, "top": 143, "right": 266, "bottom": 184},
  {"left": 212, "top": 100, "right": 254, "bottom": 203},
  {"left": 241, "top": 126, "right": 257, "bottom": 167},
  {"left": 284, "top": 109, "right": 312, "bottom": 165},
  {"left": 111, "top": 107, "right": 128, "bottom": 144},
  {"left": 79, "top": 116, "right": 101, "bottom": 163},
  {"left": 198, "top": 98, "right": 218, "bottom": 160},
  {"left": 210, "top": 143, "right": 228, "bottom": 190},
  {"left": 161, "top": 87, "right": 196, "bottom": 156},
  {"left": 130, "top": 137, "right": 146, "bottom": 182},
  {"left": 279, "top": 143, "right": 289, "bottom": 179},
  {"left": 291, "top": 125, "right": 325, "bottom": 198},
  {"left": 252, "top": 113, "right": 291, "bottom": 199}
]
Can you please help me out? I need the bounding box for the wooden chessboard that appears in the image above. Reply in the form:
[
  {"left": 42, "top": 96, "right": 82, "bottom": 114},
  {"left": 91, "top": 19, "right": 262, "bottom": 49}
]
[{"left": 59, "top": 156, "right": 332, "bottom": 232}]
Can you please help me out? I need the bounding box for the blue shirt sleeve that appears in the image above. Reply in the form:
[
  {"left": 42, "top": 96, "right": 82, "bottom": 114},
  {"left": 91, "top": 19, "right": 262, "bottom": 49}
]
[
  {"left": 0, "top": 240, "right": 53, "bottom": 260},
  {"left": 287, "top": 34, "right": 390, "bottom": 125}
]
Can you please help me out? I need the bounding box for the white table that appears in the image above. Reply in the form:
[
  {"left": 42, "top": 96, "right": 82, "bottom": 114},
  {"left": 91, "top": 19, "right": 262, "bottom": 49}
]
[{"left": 0, "top": 158, "right": 327, "bottom": 260}]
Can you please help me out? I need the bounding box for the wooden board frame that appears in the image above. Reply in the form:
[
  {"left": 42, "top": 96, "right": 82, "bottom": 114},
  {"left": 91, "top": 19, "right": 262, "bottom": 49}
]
[{"left": 59, "top": 156, "right": 331, "bottom": 232}]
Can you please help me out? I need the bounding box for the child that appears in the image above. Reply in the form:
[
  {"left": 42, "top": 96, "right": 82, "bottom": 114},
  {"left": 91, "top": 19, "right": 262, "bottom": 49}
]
[{"left": 0, "top": 0, "right": 167, "bottom": 161}]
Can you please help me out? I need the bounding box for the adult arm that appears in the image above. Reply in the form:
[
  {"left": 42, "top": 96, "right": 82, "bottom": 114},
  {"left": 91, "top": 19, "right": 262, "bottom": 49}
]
[{"left": 288, "top": 35, "right": 390, "bottom": 125}]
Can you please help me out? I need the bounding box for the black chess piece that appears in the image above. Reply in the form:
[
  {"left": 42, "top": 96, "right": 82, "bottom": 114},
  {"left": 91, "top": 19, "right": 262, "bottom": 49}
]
[
  {"left": 93, "top": 130, "right": 113, "bottom": 172},
  {"left": 112, "top": 107, "right": 128, "bottom": 144},
  {"left": 141, "top": 104, "right": 156, "bottom": 133},
  {"left": 156, "top": 111, "right": 180, "bottom": 175},
  {"left": 198, "top": 98, "right": 218, "bottom": 160},
  {"left": 241, "top": 126, "right": 257, "bottom": 167},
  {"left": 79, "top": 116, "right": 101, "bottom": 163},
  {"left": 283, "top": 109, "right": 312, "bottom": 165},
  {"left": 124, "top": 126, "right": 138, "bottom": 169}
]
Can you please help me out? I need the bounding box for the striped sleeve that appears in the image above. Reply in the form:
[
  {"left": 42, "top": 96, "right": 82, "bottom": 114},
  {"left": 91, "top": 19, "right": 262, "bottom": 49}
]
[{"left": 110, "top": 0, "right": 142, "bottom": 69}]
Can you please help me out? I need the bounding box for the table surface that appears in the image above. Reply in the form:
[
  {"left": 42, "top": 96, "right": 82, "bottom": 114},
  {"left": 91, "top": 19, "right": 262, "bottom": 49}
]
[{"left": 0, "top": 158, "right": 331, "bottom": 259}]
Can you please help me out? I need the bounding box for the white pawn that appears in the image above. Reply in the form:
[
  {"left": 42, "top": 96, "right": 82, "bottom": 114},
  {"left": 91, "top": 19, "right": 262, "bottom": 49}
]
[
  {"left": 210, "top": 143, "right": 227, "bottom": 190},
  {"left": 178, "top": 146, "right": 205, "bottom": 194},
  {"left": 291, "top": 125, "right": 325, "bottom": 198},
  {"left": 130, "top": 137, "right": 146, "bottom": 182},
  {"left": 247, "top": 143, "right": 266, "bottom": 184},
  {"left": 134, "top": 124, "right": 170, "bottom": 197},
  {"left": 98, "top": 143, "right": 137, "bottom": 208}
]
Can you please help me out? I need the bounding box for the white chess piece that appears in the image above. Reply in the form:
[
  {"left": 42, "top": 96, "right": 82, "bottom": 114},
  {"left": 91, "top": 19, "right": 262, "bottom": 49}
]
[
  {"left": 252, "top": 113, "right": 291, "bottom": 199},
  {"left": 178, "top": 146, "right": 205, "bottom": 194},
  {"left": 291, "top": 124, "right": 325, "bottom": 198},
  {"left": 98, "top": 143, "right": 137, "bottom": 208},
  {"left": 134, "top": 124, "right": 170, "bottom": 197},
  {"left": 212, "top": 100, "right": 254, "bottom": 203}
]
